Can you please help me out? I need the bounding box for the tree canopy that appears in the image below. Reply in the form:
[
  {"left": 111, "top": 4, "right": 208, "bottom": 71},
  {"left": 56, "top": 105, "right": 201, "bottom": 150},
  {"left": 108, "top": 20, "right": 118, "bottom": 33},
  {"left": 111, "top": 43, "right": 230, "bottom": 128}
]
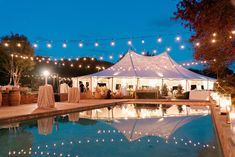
[
  {"left": 174, "top": 0, "right": 235, "bottom": 78},
  {"left": 0, "top": 33, "right": 34, "bottom": 86}
]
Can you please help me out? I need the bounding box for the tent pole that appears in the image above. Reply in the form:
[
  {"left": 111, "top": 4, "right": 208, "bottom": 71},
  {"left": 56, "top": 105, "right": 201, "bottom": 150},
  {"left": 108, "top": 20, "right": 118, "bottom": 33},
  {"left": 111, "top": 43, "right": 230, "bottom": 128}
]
[
  {"left": 90, "top": 77, "right": 93, "bottom": 92},
  {"left": 185, "top": 80, "right": 188, "bottom": 91},
  {"left": 136, "top": 78, "right": 139, "bottom": 90},
  {"left": 77, "top": 77, "right": 79, "bottom": 88},
  {"left": 111, "top": 77, "right": 114, "bottom": 91}
]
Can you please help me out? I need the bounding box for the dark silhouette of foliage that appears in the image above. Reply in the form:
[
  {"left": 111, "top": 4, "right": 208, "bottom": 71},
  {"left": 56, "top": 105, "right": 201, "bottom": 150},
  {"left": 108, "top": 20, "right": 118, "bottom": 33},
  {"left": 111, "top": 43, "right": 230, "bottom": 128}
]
[
  {"left": 0, "top": 33, "right": 34, "bottom": 86},
  {"left": 174, "top": 0, "right": 235, "bottom": 78}
]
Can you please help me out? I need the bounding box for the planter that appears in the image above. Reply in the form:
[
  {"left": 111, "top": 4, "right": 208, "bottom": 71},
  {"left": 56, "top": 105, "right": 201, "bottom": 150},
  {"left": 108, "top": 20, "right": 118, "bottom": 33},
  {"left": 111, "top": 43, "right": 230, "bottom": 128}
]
[
  {"left": 60, "top": 93, "right": 68, "bottom": 102},
  {"left": 20, "top": 94, "right": 38, "bottom": 104},
  {"left": 2, "top": 93, "right": 9, "bottom": 106},
  {"left": 9, "top": 90, "right": 21, "bottom": 106}
]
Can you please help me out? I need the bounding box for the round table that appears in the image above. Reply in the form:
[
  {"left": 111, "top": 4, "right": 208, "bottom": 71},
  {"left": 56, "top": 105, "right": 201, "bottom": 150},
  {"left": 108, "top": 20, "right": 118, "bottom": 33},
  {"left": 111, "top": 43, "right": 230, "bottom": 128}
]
[
  {"left": 68, "top": 87, "right": 80, "bottom": 103},
  {"left": 37, "top": 85, "right": 55, "bottom": 108}
]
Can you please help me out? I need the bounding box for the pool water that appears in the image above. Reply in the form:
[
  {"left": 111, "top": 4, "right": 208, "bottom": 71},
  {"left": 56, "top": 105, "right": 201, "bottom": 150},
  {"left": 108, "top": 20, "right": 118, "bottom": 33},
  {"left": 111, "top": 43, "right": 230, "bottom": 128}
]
[{"left": 0, "top": 104, "right": 223, "bottom": 157}]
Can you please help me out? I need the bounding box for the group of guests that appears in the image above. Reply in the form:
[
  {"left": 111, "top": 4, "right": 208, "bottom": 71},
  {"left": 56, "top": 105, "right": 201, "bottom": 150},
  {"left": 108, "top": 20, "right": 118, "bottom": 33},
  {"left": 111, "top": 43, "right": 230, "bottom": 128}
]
[
  {"left": 94, "top": 86, "right": 123, "bottom": 99},
  {"left": 79, "top": 81, "right": 89, "bottom": 93}
]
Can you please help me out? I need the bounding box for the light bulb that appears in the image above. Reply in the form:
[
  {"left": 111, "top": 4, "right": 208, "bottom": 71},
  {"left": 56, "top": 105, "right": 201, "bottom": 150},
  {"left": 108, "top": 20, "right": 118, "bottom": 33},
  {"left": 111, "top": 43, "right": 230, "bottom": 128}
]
[
  {"left": 62, "top": 43, "right": 67, "bottom": 48},
  {"left": 94, "top": 42, "right": 99, "bottom": 47},
  {"left": 33, "top": 43, "right": 38, "bottom": 48},
  {"left": 141, "top": 39, "right": 145, "bottom": 44},
  {"left": 4, "top": 43, "right": 9, "bottom": 47},
  {"left": 47, "top": 43, "right": 52, "bottom": 48},
  {"left": 157, "top": 37, "right": 162, "bottom": 43},
  {"left": 175, "top": 36, "right": 181, "bottom": 41},
  {"left": 180, "top": 45, "right": 185, "bottom": 49},
  {"left": 195, "top": 42, "right": 200, "bottom": 47},
  {"left": 17, "top": 43, "right": 21, "bottom": 47},
  {"left": 127, "top": 40, "right": 132, "bottom": 45},
  {"left": 78, "top": 42, "right": 83, "bottom": 48},
  {"left": 166, "top": 47, "right": 171, "bottom": 52},
  {"left": 110, "top": 41, "right": 115, "bottom": 46}
]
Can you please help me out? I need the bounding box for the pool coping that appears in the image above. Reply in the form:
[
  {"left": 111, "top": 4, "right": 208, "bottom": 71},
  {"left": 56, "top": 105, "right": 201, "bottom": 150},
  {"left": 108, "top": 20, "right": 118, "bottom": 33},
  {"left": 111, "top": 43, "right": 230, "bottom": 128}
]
[{"left": 210, "top": 101, "right": 235, "bottom": 157}]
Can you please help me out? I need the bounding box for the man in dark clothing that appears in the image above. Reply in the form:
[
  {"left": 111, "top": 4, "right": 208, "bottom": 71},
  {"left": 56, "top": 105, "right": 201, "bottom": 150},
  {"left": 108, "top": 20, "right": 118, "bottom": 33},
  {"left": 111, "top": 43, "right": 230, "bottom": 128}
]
[{"left": 79, "top": 81, "right": 85, "bottom": 93}]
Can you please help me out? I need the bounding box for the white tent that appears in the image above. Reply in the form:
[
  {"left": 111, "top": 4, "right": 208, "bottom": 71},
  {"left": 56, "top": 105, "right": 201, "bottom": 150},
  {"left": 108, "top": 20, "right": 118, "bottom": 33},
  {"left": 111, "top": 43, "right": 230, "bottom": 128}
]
[{"left": 72, "top": 50, "right": 215, "bottom": 94}]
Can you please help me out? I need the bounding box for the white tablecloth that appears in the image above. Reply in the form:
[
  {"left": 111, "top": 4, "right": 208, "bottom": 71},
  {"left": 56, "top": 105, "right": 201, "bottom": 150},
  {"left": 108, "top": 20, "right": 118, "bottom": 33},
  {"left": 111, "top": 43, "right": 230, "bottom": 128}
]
[
  {"left": 60, "top": 83, "right": 69, "bottom": 93},
  {"left": 68, "top": 87, "right": 80, "bottom": 103},
  {"left": 37, "top": 85, "right": 55, "bottom": 108},
  {"left": 189, "top": 90, "right": 211, "bottom": 101}
]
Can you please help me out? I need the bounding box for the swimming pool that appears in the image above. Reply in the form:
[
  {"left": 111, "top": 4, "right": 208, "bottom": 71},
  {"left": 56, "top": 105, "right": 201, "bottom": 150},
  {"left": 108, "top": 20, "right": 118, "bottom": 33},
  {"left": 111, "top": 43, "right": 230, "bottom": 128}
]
[{"left": 0, "top": 104, "right": 223, "bottom": 157}]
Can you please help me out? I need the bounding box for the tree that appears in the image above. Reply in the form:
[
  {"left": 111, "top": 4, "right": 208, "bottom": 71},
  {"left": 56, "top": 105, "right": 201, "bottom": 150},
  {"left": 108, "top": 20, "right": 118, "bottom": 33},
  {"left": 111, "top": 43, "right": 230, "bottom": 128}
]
[
  {"left": 174, "top": 0, "right": 235, "bottom": 78},
  {"left": 0, "top": 33, "right": 34, "bottom": 86},
  {"left": 161, "top": 83, "right": 168, "bottom": 96}
]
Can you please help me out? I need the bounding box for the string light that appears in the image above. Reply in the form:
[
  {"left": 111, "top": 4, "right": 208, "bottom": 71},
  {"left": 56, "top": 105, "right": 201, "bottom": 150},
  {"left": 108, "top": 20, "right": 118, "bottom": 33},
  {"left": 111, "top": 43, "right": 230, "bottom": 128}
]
[
  {"left": 211, "top": 39, "right": 216, "bottom": 43},
  {"left": 94, "top": 42, "right": 99, "bottom": 47},
  {"left": 127, "top": 39, "right": 132, "bottom": 46},
  {"left": 141, "top": 51, "right": 145, "bottom": 55},
  {"left": 175, "top": 36, "right": 181, "bottom": 41},
  {"left": 47, "top": 43, "right": 52, "bottom": 48},
  {"left": 232, "top": 30, "right": 235, "bottom": 34},
  {"left": 180, "top": 45, "right": 185, "bottom": 49},
  {"left": 17, "top": 43, "right": 21, "bottom": 47},
  {"left": 99, "top": 56, "right": 103, "bottom": 60},
  {"left": 141, "top": 39, "right": 145, "bottom": 44},
  {"left": 78, "top": 41, "right": 83, "bottom": 48},
  {"left": 157, "top": 37, "right": 162, "bottom": 43},
  {"left": 110, "top": 40, "right": 115, "bottom": 46},
  {"left": 195, "top": 42, "right": 200, "bottom": 47},
  {"left": 166, "top": 47, "right": 171, "bottom": 52},
  {"left": 4, "top": 43, "right": 9, "bottom": 47},
  {"left": 153, "top": 49, "right": 157, "bottom": 54},
  {"left": 62, "top": 43, "right": 67, "bottom": 48},
  {"left": 212, "top": 33, "right": 217, "bottom": 37},
  {"left": 33, "top": 43, "right": 38, "bottom": 48},
  {"left": 109, "top": 56, "right": 113, "bottom": 59}
]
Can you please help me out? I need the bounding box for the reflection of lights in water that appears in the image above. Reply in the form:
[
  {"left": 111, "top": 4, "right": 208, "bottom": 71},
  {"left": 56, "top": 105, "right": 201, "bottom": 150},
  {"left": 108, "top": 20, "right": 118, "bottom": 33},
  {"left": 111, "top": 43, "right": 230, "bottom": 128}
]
[{"left": 9, "top": 136, "right": 216, "bottom": 156}]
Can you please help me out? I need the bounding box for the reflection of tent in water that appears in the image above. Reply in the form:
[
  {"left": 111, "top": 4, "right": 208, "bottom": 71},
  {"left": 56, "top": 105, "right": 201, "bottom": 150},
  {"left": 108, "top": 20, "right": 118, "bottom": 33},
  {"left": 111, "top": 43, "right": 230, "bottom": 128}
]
[
  {"left": 111, "top": 115, "right": 203, "bottom": 141},
  {"left": 37, "top": 117, "right": 54, "bottom": 135}
]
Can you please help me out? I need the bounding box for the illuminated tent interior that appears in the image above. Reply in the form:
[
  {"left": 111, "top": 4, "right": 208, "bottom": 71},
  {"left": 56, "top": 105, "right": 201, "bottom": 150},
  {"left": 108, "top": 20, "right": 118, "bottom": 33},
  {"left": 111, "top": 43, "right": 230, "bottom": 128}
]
[{"left": 72, "top": 50, "right": 215, "bottom": 94}]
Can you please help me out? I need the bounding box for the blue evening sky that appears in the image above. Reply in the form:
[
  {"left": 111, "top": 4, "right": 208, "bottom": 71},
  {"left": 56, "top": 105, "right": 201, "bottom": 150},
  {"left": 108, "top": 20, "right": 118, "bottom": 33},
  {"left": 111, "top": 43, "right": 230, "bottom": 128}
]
[{"left": 0, "top": 0, "right": 197, "bottom": 65}]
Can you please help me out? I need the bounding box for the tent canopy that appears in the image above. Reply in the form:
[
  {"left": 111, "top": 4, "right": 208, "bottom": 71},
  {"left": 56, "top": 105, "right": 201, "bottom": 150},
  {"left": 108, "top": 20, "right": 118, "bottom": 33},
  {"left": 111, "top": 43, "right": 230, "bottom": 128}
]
[{"left": 88, "top": 50, "right": 214, "bottom": 80}]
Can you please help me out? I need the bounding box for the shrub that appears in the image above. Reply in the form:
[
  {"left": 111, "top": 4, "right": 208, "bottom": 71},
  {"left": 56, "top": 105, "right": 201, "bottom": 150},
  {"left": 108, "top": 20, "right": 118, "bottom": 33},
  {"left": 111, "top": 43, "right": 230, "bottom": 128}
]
[{"left": 161, "top": 84, "right": 168, "bottom": 96}]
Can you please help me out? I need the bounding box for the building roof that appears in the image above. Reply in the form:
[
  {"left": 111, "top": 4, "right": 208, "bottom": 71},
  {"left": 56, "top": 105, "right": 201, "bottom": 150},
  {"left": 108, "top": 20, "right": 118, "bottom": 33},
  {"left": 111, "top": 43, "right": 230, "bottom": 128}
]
[{"left": 89, "top": 50, "right": 214, "bottom": 80}]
